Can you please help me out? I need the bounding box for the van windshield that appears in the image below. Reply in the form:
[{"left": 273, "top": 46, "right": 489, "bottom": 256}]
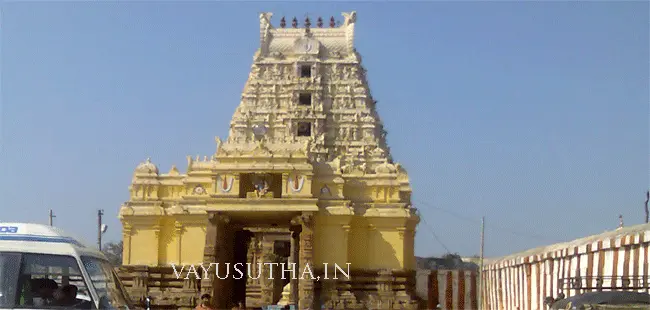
[
  {"left": 0, "top": 251, "right": 93, "bottom": 309},
  {"left": 81, "top": 256, "right": 130, "bottom": 309}
]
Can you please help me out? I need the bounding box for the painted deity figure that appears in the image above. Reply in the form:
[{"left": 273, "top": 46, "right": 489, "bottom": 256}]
[{"left": 254, "top": 178, "right": 270, "bottom": 197}]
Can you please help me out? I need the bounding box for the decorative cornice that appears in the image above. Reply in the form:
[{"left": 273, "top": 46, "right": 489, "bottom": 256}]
[
  {"left": 122, "top": 223, "right": 133, "bottom": 236},
  {"left": 208, "top": 213, "right": 231, "bottom": 225},
  {"left": 291, "top": 212, "right": 314, "bottom": 227}
]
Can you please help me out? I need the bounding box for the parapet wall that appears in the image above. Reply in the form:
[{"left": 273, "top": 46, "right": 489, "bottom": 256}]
[{"left": 117, "top": 265, "right": 200, "bottom": 310}]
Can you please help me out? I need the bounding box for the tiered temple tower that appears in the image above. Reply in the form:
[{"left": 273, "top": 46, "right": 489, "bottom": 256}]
[{"left": 118, "top": 12, "right": 420, "bottom": 310}]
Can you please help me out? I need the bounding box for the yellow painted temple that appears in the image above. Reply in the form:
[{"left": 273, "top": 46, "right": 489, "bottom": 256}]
[{"left": 118, "top": 12, "right": 420, "bottom": 310}]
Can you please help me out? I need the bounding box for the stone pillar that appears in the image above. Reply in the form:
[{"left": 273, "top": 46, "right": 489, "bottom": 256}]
[
  {"left": 200, "top": 215, "right": 217, "bottom": 297},
  {"left": 290, "top": 229, "right": 300, "bottom": 305},
  {"left": 294, "top": 212, "right": 315, "bottom": 309},
  {"left": 245, "top": 233, "right": 262, "bottom": 307},
  {"left": 200, "top": 213, "right": 231, "bottom": 308},
  {"left": 260, "top": 235, "right": 276, "bottom": 305}
]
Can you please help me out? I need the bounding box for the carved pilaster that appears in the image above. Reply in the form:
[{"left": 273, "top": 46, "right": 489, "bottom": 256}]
[
  {"left": 260, "top": 238, "right": 275, "bottom": 305},
  {"left": 122, "top": 224, "right": 132, "bottom": 265},
  {"left": 289, "top": 230, "right": 298, "bottom": 305},
  {"left": 282, "top": 173, "right": 289, "bottom": 196},
  {"left": 246, "top": 234, "right": 261, "bottom": 287},
  {"left": 152, "top": 224, "right": 161, "bottom": 266},
  {"left": 296, "top": 212, "right": 315, "bottom": 309},
  {"left": 174, "top": 222, "right": 183, "bottom": 264}
]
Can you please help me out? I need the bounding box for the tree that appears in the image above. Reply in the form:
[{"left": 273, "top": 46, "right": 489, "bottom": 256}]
[{"left": 102, "top": 241, "right": 123, "bottom": 266}]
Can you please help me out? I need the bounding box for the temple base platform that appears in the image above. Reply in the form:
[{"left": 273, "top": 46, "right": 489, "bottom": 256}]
[{"left": 117, "top": 266, "right": 421, "bottom": 309}]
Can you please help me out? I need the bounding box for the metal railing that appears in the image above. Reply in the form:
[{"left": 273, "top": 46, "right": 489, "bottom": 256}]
[{"left": 557, "top": 276, "right": 650, "bottom": 291}]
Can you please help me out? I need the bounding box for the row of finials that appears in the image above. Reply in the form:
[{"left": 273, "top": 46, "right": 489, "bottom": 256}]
[{"left": 279, "top": 16, "right": 339, "bottom": 29}]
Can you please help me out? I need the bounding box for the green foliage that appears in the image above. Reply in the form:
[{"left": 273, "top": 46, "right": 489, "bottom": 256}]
[{"left": 102, "top": 241, "right": 123, "bottom": 266}]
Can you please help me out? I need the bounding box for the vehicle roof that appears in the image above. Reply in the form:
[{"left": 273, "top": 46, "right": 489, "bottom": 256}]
[
  {"left": 551, "top": 291, "right": 650, "bottom": 308},
  {"left": 0, "top": 222, "right": 106, "bottom": 259}
]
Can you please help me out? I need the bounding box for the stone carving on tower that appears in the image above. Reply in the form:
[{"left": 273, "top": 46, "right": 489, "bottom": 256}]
[{"left": 224, "top": 11, "right": 400, "bottom": 181}]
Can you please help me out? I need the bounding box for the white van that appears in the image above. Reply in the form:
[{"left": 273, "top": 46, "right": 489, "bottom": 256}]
[{"left": 0, "top": 223, "right": 133, "bottom": 309}]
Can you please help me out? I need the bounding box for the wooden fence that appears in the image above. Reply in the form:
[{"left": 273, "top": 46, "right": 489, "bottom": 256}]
[
  {"left": 482, "top": 224, "right": 650, "bottom": 310},
  {"left": 427, "top": 269, "right": 479, "bottom": 309}
]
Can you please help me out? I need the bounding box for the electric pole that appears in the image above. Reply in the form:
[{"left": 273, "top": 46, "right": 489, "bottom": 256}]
[
  {"left": 49, "top": 209, "right": 55, "bottom": 226},
  {"left": 98, "top": 209, "right": 104, "bottom": 251},
  {"left": 478, "top": 216, "right": 485, "bottom": 310}
]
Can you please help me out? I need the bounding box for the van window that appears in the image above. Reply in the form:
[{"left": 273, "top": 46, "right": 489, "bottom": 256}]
[
  {"left": 3, "top": 252, "right": 93, "bottom": 309},
  {"left": 81, "top": 256, "right": 130, "bottom": 309},
  {"left": 0, "top": 253, "right": 21, "bottom": 307}
]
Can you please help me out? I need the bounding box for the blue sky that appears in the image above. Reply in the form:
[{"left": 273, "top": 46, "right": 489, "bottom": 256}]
[{"left": 1, "top": 2, "right": 647, "bottom": 258}]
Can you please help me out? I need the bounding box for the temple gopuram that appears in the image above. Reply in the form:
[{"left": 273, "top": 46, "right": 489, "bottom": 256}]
[{"left": 118, "top": 12, "right": 420, "bottom": 310}]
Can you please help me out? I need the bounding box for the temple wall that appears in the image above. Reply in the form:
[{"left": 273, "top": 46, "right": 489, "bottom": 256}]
[
  {"left": 314, "top": 215, "right": 350, "bottom": 266},
  {"left": 311, "top": 213, "right": 412, "bottom": 271},
  {"left": 369, "top": 229, "right": 403, "bottom": 269},
  {"left": 124, "top": 212, "right": 414, "bottom": 269},
  {"left": 158, "top": 218, "right": 175, "bottom": 265},
  {"left": 123, "top": 215, "right": 208, "bottom": 266},
  {"left": 348, "top": 217, "right": 369, "bottom": 268},
  {"left": 129, "top": 227, "right": 159, "bottom": 265},
  {"left": 179, "top": 222, "right": 207, "bottom": 264},
  {"left": 404, "top": 229, "right": 417, "bottom": 270}
]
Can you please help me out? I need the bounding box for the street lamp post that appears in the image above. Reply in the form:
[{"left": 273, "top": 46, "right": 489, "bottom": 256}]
[{"left": 97, "top": 210, "right": 107, "bottom": 251}]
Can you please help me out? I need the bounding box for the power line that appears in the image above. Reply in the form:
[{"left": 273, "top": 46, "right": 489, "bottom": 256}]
[
  {"left": 414, "top": 199, "right": 558, "bottom": 243},
  {"left": 417, "top": 210, "right": 452, "bottom": 254}
]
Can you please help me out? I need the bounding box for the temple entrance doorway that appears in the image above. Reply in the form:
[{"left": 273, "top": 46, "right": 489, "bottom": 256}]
[{"left": 214, "top": 211, "right": 302, "bottom": 309}]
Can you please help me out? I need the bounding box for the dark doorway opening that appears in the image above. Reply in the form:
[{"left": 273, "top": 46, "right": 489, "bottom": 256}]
[
  {"left": 298, "top": 93, "right": 312, "bottom": 106},
  {"left": 300, "top": 65, "right": 312, "bottom": 78}
]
